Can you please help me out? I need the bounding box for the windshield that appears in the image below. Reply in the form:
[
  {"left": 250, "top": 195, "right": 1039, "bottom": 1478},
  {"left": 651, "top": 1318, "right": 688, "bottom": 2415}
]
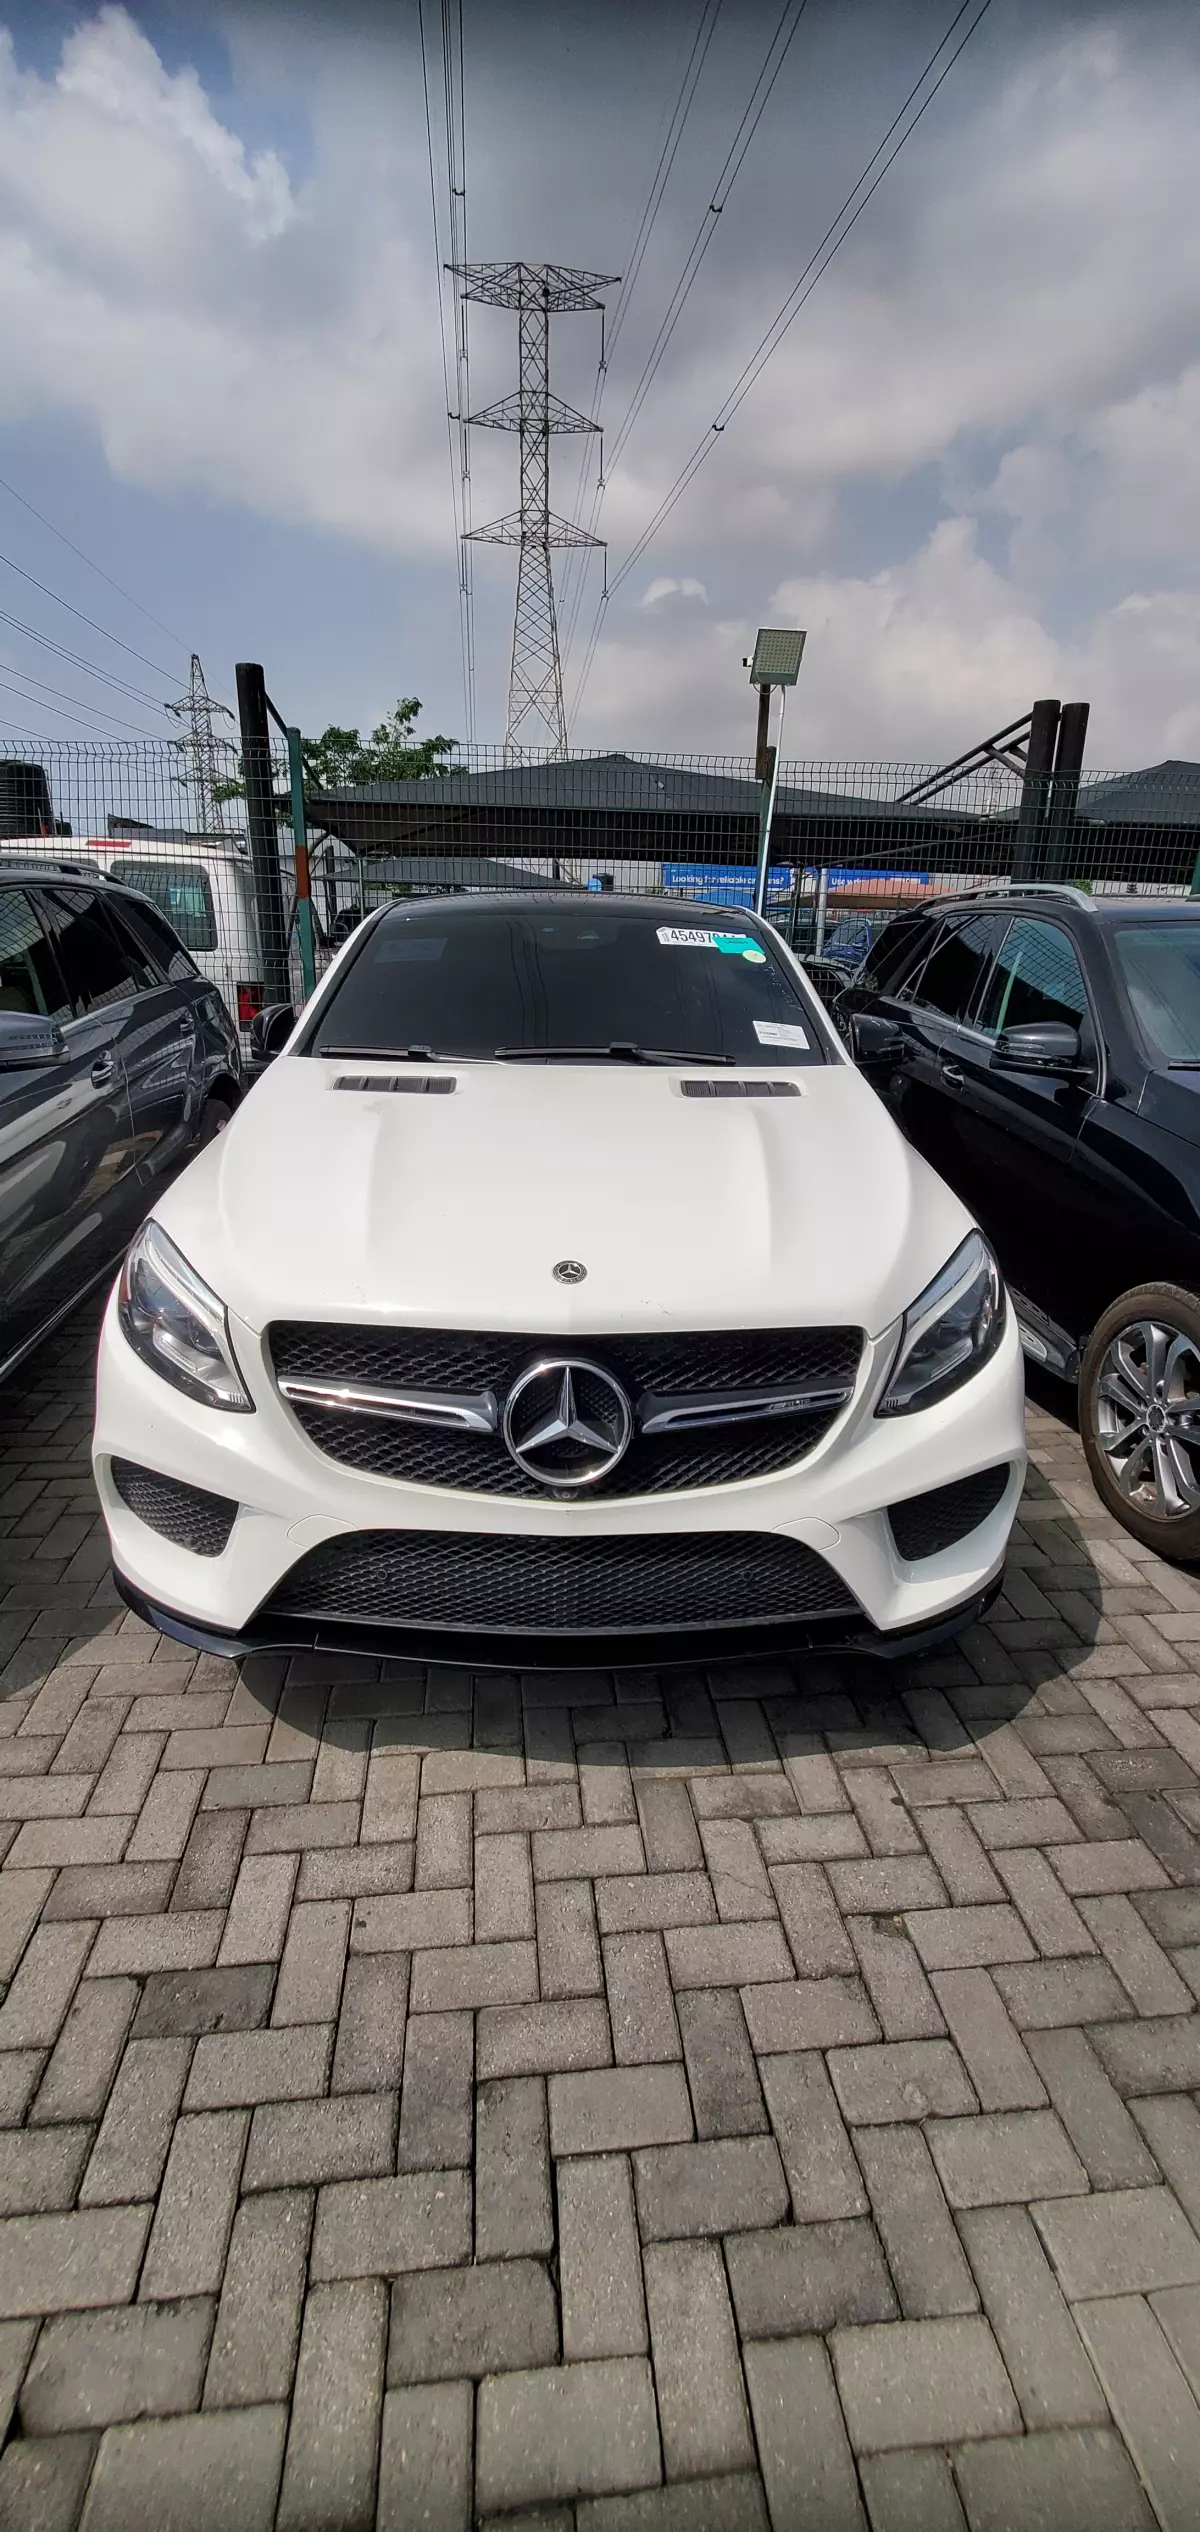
[
  {"left": 113, "top": 861, "right": 217, "bottom": 954},
  {"left": 305, "top": 902, "right": 825, "bottom": 1065},
  {"left": 1114, "top": 923, "right": 1200, "bottom": 1064}
]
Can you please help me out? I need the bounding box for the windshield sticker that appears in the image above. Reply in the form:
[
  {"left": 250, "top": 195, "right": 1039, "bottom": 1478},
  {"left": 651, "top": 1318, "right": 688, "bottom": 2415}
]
[
  {"left": 657, "top": 927, "right": 767, "bottom": 964},
  {"left": 754, "top": 1019, "right": 809, "bottom": 1049}
]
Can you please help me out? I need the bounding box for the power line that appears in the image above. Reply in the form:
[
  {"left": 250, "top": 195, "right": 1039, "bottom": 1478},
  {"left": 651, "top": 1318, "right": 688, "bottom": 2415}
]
[
  {"left": 557, "top": 0, "right": 724, "bottom": 675},
  {"left": 0, "top": 548, "right": 179, "bottom": 685},
  {"left": 0, "top": 676, "right": 155, "bottom": 741},
  {"left": 418, "top": 0, "right": 476, "bottom": 742},
  {"left": 443, "top": 0, "right": 476, "bottom": 743},
  {"left": 562, "top": 0, "right": 809, "bottom": 683},
  {"left": 0, "top": 663, "right": 167, "bottom": 739},
  {"left": 0, "top": 607, "right": 176, "bottom": 713},
  {"left": 0, "top": 472, "right": 192, "bottom": 657},
  {"left": 605, "top": 0, "right": 811, "bottom": 482},
  {"left": 572, "top": 0, "right": 994, "bottom": 723}
]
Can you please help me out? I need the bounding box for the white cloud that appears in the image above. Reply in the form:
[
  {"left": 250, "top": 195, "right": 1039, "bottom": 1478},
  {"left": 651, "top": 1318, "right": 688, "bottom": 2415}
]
[
  {"left": 639, "top": 577, "right": 707, "bottom": 608},
  {"left": 1, "top": 4, "right": 1199, "bottom": 764},
  {"left": 577, "top": 517, "right": 1200, "bottom": 770},
  {"left": 0, "top": 6, "right": 450, "bottom": 552}
]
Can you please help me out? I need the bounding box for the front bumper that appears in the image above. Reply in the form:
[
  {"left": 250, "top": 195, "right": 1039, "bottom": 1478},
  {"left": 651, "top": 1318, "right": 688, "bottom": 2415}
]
[{"left": 93, "top": 1285, "right": 1027, "bottom": 1669}]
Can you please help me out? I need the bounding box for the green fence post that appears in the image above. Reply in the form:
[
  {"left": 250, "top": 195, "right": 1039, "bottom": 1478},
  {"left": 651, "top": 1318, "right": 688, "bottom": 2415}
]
[{"left": 287, "top": 727, "right": 317, "bottom": 1001}]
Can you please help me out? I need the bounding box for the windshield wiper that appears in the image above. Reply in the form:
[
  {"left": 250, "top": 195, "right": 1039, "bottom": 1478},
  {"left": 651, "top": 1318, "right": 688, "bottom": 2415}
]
[
  {"left": 318, "top": 1044, "right": 446, "bottom": 1062},
  {"left": 493, "top": 1043, "right": 734, "bottom": 1066},
  {"left": 1167, "top": 1061, "right": 1200, "bottom": 1071}
]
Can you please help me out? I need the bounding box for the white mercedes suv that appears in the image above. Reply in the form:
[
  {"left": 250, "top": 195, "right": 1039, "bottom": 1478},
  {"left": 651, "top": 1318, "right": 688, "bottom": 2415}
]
[{"left": 93, "top": 892, "right": 1026, "bottom": 1667}]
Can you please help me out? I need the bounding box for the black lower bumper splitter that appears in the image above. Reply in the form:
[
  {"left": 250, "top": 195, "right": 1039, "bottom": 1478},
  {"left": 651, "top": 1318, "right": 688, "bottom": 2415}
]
[{"left": 114, "top": 1566, "right": 1004, "bottom": 1674}]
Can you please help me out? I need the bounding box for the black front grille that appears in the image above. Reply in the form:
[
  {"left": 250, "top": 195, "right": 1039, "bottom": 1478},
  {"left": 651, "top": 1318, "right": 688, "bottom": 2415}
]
[
  {"left": 888, "top": 1464, "right": 1011, "bottom": 1561},
  {"left": 111, "top": 1460, "right": 238, "bottom": 1557},
  {"left": 262, "top": 1527, "right": 859, "bottom": 1636},
  {"left": 269, "top": 1322, "right": 861, "bottom": 1500}
]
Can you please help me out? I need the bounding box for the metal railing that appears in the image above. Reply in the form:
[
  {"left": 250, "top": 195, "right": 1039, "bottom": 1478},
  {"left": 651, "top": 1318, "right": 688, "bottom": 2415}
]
[{"left": 2, "top": 739, "right": 1197, "bottom": 1035}]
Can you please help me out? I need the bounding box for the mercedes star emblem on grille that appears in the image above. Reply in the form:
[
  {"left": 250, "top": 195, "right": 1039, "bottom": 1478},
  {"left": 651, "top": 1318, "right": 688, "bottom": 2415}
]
[
  {"left": 502, "top": 1358, "right": 633, "bottom": 1489},
  {"left": 553, "top": 1259, "right": 587, "bottom": 1284}
]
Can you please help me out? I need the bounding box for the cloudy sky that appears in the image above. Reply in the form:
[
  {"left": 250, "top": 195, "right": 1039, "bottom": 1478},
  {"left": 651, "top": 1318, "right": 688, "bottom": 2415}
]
[{"left": 0, "top": 0, "right": 1198, "bottom": 770}]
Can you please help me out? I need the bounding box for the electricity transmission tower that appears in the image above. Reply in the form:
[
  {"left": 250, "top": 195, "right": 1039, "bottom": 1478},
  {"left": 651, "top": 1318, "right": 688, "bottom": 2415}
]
[
  {"left": 452, "top": 262, "right": 616, "bottom": 758},
  {"left": 167, "top": 655, "right": 235, "bottom": 834}
]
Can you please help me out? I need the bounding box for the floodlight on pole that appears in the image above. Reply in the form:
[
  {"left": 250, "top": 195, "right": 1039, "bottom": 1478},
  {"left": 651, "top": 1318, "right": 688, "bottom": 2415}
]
[{"left": 744, "top": 626, "right": 806, "bottom": 779}]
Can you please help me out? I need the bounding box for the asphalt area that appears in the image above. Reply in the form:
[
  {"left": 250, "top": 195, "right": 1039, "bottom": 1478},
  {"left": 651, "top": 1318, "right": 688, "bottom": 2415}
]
[{"left": 0, "top": 1297, "right": 1199, "bottom": 2528}]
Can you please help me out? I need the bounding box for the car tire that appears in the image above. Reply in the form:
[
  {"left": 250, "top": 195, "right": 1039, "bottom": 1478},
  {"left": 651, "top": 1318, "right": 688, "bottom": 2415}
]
[
  {"left": 1079, "top": 1282, "right": 1200, "bottom": 1562},
  {"left": 197, "top": 1095, "right": 235, "bottom": 1147}
]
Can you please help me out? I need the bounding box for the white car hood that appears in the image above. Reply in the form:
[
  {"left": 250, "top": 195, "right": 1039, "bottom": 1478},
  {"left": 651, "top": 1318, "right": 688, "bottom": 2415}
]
[{"left": 155, "top": 1057, "right": 974, "bottom": 1341}]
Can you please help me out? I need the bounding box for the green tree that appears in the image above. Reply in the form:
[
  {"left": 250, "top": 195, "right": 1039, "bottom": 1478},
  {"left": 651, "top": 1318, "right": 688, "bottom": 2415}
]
[
  {"left": 211, "top": 697, "right": 455, "bottom": 806},
  {"left": 303, "top": 698, "right": 456, "bottom": 788}
]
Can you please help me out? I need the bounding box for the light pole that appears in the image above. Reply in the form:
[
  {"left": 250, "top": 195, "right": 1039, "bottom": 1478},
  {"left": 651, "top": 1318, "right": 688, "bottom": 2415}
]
[{"left": 745, "top": 628, "right": 806, "bottom": 917}]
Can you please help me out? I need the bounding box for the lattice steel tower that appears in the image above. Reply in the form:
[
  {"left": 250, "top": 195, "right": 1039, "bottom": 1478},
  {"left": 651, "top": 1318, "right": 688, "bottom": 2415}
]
[{"left": 451, "top": 262, "right": 616, "bottom": 758}]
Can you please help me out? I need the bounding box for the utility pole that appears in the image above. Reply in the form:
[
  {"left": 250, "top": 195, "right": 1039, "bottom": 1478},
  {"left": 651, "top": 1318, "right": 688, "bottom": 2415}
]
[
  {"left": 166, "top": 655, "right": 234, "bottom": 835},
  {"left": 452, "top": 262, "right": 616, "bottom": 761}
]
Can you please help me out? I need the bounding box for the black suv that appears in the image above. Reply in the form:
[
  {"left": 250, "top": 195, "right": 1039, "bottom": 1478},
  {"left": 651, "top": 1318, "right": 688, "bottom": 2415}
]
[
  {"left": 836, "top": 884, "right": 1200, "bottom": 1562},
  {"left": 0, "top": 863, "right": 241, "bottom": 1382}
]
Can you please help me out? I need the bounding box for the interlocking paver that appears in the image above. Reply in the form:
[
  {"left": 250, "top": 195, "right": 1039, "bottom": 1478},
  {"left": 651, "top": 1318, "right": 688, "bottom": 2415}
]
[
  {"left": 277, "top": 2279, "right": 385, "bottom": 2532},
  {"left": 204, "top": 2190, "right": 310, "bottom": 2407},
  {"left": 475, "top": 2356, "right": 660, "bottom": 2512},
  {"left": 831, "top": 2313, "right": 1021, "bottom": 2450},
  {"left": 11, "top": 1315, "right": 1200, "bottom": 2521},
  {"left": 82, "top": 2403, "right": 287, "bottom": 2532},
  {"left": 388, "top": 2258, "right": 557, "bottom": 2380},
  {"left": 309, "top": 2171, "right": 470, "bottom": 2280},
  {"left": 952, "top": 2424, "right": 1154, "bottom": 2532},
  {"left": 958, "top": 2204, "right": 1109, "bottom": 2430},
  {"left": 743, "top": 2337, "right": 866, "bottom": 2532},
  {"left": 644, "top": 2239, "right": 754, "bottom": 2479},
  {"left": 726, "top": 2217, "right": 896, "bottom": 2334},
  {"left": 853, "top": 2124, "right": 978, "bottom": 2318},
  {"left": 558, "top": 2153, "right": 647, "bottom": 2360},
  {"left": 633, "top": 2136, "right": 788, "bottom": 2239},
  {"left": 927, "top": 2107, "right": 1089, "bottom": 2206}
]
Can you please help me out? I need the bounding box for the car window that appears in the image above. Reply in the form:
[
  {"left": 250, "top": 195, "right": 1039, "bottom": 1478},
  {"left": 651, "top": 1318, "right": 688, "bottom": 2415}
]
[
  {"left": 1111, "top": 924, "right": 1200, "bottom": 1065},
  {"left": 856, "top": 911, "right": 934, "bottom": 993},
  {"left": 976, "top": 918, "right": 1090, "bottom": 1036},
  {"left": 113, "top": 861, "right": 218, "bottom": 954},
  {"left": 110, "top": 891, "right": 199, "bottom": 984},
  {"left": 901, "top": 913, "right": 1009, "bottom": 1025},
  {"left": 0, "top": 889, "right": 71, "bottom": 1025},
  {"left": 305, "top": 902, "right": 828, "bottom": 1066},
  {"left": 34, "top": 888, "right": 154, "bottom": 1017}
]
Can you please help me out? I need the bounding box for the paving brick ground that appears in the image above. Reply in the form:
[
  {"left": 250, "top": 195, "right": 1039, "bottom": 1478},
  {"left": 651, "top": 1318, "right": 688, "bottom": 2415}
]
[{"left": 3, "top": 1304, "right": 1200, "bottom": 2524}]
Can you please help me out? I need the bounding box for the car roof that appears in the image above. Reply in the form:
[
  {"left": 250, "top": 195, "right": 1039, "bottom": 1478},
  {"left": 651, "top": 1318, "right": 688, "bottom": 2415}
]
[
  {"left": 917, "top": 889, "right": 1200, "bottom": 928},
  {"left": 371, "top": 890, "right": 767, "bottom": 922}
]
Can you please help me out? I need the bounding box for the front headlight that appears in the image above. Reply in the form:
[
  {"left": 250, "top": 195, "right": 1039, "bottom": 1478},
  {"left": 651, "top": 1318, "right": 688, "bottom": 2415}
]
[
  {"left": 877, "top": 1231, "right": 1004, "bottom": 1417},
  {"left": 117, "top": 1222, "right": 253, "bottom": 1413}
]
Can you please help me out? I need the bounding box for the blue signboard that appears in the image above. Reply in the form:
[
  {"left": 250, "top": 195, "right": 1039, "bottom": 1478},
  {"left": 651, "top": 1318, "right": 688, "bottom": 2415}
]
[{"left": 663, "top": 863, "right": 794, "bottom": 908}]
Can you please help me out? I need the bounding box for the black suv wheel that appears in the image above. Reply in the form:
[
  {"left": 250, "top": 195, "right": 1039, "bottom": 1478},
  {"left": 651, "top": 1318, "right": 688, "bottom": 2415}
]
[{"left": 1080, "top": 1282, "right": 1200, "bottom": 1562}]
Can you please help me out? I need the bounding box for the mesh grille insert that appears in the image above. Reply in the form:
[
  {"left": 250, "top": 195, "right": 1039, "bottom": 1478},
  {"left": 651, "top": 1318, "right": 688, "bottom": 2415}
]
[
  {"left": 263, "top": 1527, "right": 859, "bottom": 1636},
  {"left": 111, "top": 1460, "right": 238, "bottom": 1557},
  {"left": 888, "top": 1464, "right": 1011, "bottom": 1561},
  {"left": 269, "top": 1322, "right": 861, "bottom": 1500}
]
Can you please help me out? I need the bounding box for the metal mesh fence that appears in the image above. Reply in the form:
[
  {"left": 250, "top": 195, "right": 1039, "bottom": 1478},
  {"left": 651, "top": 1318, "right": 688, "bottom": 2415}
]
[{"left": 2, "top": 737, "right": 1197, "bottom": 1040}]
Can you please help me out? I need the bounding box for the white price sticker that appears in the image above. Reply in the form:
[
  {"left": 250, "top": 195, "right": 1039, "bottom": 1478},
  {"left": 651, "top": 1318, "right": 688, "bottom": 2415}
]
[{"left": 753, "top": 1019, "right": 809, "bottom": 1048}]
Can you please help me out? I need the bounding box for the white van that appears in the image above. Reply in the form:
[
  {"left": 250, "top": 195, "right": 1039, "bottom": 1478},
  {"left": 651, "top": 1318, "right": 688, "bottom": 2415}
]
[{"left": 0, "top": 836, "right": 269, "bottom": 1051}]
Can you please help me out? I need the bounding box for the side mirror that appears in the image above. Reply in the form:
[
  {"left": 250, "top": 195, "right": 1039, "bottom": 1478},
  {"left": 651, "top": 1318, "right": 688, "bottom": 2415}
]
[
  {"left": 994, "top": 1020, "right": 1086, "bottom": 1077},
  {"left": 0, "top": 1012, "right": 65, "bottom": 1070},
  {"left": 248, "top": 1003, "right": 295, "bottom": 1064},
  {"left": 850, "top": 1010, "right": 904, "bottom": 1068}
]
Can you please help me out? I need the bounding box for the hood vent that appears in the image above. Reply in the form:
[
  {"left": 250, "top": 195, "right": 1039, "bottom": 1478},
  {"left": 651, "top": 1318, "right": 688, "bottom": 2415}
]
[
  {"left": 334, "top": 1075, "right": 456, "bottom": 1095},
  {"left": 681, "top": 1079, "right": 800, "bottom": 1099}
]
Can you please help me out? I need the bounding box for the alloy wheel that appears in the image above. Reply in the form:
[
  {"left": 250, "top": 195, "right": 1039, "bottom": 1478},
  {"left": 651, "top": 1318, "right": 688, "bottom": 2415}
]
[{"left": 1094, "top": 1318, "right": 1200, "bottom": 1521}]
